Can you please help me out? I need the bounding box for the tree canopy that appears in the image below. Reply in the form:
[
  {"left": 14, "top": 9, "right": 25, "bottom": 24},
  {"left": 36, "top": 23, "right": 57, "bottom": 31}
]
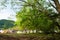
[{"left": 16, "top": 0, "right": 60, "bottom": 33}]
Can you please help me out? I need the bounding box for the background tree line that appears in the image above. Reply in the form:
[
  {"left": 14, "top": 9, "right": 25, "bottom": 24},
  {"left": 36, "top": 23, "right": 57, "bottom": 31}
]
[{"left": 0, "top": 19, "right": 15, "bottom": 29}]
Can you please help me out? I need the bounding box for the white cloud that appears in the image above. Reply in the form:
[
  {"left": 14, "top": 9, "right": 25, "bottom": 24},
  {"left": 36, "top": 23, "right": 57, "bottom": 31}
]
[{"left": 0, "top": 8, "right": 16, "bottom": 21}]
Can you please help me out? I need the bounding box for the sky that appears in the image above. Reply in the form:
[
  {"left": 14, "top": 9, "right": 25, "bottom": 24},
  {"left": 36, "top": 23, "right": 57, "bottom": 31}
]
[
  {"left": 0, "top": 8, "right": 16, "bottom": 21},
  {"left": 0, "top": 0, "right": 21, "bottom": 21}
]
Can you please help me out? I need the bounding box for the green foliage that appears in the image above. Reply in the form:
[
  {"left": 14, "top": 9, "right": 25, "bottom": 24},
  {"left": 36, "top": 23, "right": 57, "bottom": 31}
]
[
  {"left": 0, "top": 19, "right": 15, "bottom": 29},
  {"left": 16, "top": 6, "right": 53, "bottom": 32},
  {"left": 16, "top": 0, "right": 58, "bottom": 33}
]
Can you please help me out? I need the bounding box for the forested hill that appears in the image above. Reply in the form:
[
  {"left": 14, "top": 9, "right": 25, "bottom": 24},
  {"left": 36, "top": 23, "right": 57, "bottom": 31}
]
[{"left": 0, "top": 19, "right": 15, "bottom": 29}]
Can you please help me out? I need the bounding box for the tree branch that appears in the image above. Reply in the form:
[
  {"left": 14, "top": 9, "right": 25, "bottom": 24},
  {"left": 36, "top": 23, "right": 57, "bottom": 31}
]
[
  {"left": 48, "top": 0, "right": 57, "bottom": 10},
  {"left": 52, "top": 0, "right": 60, "bottom": 13},
  {"left": 52, "top": 0, "right": 60, "bottom": 7},
  {"left": 36, "top": 0, "right": 41, "bottom": 6},
  {"left": 55, "top": 22, "right": 60, "bottom": 29},
  {"left": 19, "top": 0, "right": 33, "bottom": 6}
]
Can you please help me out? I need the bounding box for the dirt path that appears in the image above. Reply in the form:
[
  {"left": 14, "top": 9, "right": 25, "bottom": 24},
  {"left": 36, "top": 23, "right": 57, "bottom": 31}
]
[{"left": 0, "top": 34, "right": 59, "bottom": 40}]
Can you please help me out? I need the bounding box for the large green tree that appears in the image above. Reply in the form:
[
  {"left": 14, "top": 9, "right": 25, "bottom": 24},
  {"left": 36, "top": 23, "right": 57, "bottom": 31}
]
[
  {"left": 16, "top": 0, "right": 60, "bottom": 33},
  {"left": 16, "top": 0, "right": 55, "bottom": 33}
]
